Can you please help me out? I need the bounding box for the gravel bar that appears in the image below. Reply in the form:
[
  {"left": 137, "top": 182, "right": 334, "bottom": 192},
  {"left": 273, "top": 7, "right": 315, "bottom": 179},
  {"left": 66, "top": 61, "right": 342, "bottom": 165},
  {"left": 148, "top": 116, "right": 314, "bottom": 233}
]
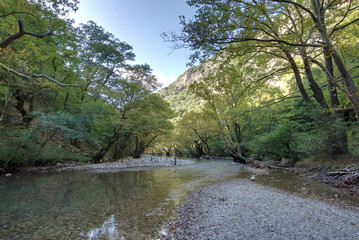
[
  {"left": 161, "top": 179, "right": 359, "bottom": 240},
  {"left": 60, "top": 155, "right": 194, "bottom": 171}
]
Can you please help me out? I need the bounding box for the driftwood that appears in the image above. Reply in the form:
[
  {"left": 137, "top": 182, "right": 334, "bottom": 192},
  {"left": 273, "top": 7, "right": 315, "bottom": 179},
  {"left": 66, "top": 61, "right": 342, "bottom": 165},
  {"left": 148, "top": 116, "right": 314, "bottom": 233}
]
[
  {"left": 319, "top": 167, "right": 359, "bottom": 196},
  {"left": 327, "top": 171, "right": 354, "bottom": 176},
  {"left": 254, "top": 160, "right": 359, "bottom": 196},
  {"left": 266, "top": 165, "right": 289, "bottom": 170}
]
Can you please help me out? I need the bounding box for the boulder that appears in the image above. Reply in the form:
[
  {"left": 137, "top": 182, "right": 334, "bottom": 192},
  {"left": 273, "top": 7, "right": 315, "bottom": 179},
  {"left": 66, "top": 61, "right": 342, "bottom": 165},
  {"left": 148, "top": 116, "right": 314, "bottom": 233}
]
[
  {"left": 253, "top": 160, "right": 265, "bottom": 168},
  {"left": 279, "top": 158, "right": 294, "bottom": 167},
  {"left": 262, "top": 160, "right": 280, "bottom": 166}
]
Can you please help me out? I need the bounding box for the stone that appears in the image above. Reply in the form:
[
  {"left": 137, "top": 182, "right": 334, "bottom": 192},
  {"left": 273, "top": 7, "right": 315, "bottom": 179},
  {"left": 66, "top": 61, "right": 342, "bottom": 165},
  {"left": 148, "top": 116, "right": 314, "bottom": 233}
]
[
  {"left": 253, "top": 160, "right": 267, "bottom": 168},
  {"left": 279, "top": 158, "right": 294, "bottom": 167},
  {"left": 5, "top": 173, "right": 12, "bottom": 177},
  {"left": 262, "top": 160, "right": 280, "bottom": 166},
  {"left": 251, "top": 175, "right": 256, "bottom": 181}
]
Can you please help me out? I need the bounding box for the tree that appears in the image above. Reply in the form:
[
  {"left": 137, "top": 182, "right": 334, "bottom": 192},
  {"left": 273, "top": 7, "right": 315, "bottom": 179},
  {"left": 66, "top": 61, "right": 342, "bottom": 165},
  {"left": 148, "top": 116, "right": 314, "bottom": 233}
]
[
  {"left": 190, "top": 55, "right": 280, "bottom": 163},
  {"left": 130, "top": 94, "right": 175, "bottom": 158},
  {"left": 164, "top": 0, "right": 359, "bottom": 119},
  {"left": 92, "top": 64, "right": 162, "bottom": 162},
  {"left": 177, "top": 110, "right": 218, "bottom": 158},
  {"left": 0, "top": 0, "right": 78, "bottom": 49},
  {"left": 163, "top": 0, "right": 359, "bottom": 156},
  {"left": 75, "top": 21, "right": 135, "bottom": 95},
  {"left": 0, "top": 3, "right": 175, "bottom": 167}
]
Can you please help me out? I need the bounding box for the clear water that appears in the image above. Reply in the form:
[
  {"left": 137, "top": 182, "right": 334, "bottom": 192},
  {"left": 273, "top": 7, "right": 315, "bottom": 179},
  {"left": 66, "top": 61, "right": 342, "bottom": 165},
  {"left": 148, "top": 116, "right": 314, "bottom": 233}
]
[
  {"left": 0, "top": 159, "right": 358, "bottom": 240},
  {"left": 0, "top": 160, "right": 243, "bottom": 239}
]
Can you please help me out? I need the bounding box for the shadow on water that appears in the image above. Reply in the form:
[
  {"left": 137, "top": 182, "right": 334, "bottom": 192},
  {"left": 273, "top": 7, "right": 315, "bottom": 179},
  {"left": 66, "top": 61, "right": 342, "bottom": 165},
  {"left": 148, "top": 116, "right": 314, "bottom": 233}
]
[{"left": 0, "top": 159, "right": 358, "bottom": 239}]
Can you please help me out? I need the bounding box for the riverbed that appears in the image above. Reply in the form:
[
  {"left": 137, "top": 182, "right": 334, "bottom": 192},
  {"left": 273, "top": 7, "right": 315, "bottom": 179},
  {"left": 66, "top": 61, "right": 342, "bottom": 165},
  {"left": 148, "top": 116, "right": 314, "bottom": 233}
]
[
  {"left": 1, "top": 159, "right": 358, "bottom": 239},
  {"left": 162, "top": 179, "right": 359, "bottom": 240}
]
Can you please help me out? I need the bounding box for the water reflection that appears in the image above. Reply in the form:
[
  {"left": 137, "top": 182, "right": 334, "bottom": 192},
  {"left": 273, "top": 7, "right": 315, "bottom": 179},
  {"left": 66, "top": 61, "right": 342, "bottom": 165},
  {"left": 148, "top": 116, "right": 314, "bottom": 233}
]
[
  {"left": 85, "top": 215, "right": 122, "bottom": 240},
  {"left": 0, "top": 160, "right": 358, "bottom": 240},
  {"left": 0, "top": 160, "right": 241, "bottom": 239}
]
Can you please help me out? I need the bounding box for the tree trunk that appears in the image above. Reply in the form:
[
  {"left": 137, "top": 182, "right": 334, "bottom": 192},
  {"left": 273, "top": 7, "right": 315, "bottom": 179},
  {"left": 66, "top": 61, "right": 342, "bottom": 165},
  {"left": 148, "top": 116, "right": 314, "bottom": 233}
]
[
  {"left": 112, "top": 132, "right": 131, "bottom": 160},
  {"left": 93, "top": 129, "right": 120, "bottom": 163},
  {"left": 63, "top": 92, "right": 69, "bottom": 111},
  {"left": 299, "top": 48, "right": 329, "bottom": 111},
  {"left": 112, "top": 139, "right": 120, "bottom": 160},
  {"left": 211, "top": 103, "right": 248, "bottom": 163},
  {"left": 229, "top": 122, "right": 248, "bottom": 164},
  {"left": 192, "top": 128, "right": 211, "bottom": 158},
  {"left": 284, "top": 50, "right": 311, "bottom": 104},
  {"left": 203, "top": 141, "right": 211, "bottom": 159},
  {"left": 325, "top": 42, "right": 359, "bottom": 119},
  {"left": 324, "top": 48, "right": 348, "bottom": 155},
  {"left": 132, "top": 136, "right": 143, "bottom": 159},
  {"left": 132, "top": 133, "right": 159, "bottom": 159},
  {"left": 194, "top": 140, "right": 204, "bottom": 158},
  {"left": 226, "top": 147, "right": 247, "bottom": 164},
  {"left": 14, "top": 90, "right": 33, "bottom": 127},
  {"left": 310, "top": 0, "right": 359, "bottom": 119}
]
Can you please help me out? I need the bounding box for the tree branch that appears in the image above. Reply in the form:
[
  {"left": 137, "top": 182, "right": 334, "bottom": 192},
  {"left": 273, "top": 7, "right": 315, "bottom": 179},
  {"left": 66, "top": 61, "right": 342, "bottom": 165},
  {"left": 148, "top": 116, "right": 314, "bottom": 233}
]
[
  {"left": 0, "top": 63, "right": 84, "bottom": 88},
  {"left": 309, "top": 57, "right": 349, "bottom": 95},
  {"left": 331, "top": 17, "right": 359, "bottom": 34},
  {"left": 0, "top": 19, "right": 53, "bottom": 49},
  {"left": 268, "top": 0, "right": 317, "bottom": 22},
  {"left": 217, "top": 37, "right": 321, "bottom": 48},
  {"left": 0, "top": 11, "right": 41, "bottom": 21}
]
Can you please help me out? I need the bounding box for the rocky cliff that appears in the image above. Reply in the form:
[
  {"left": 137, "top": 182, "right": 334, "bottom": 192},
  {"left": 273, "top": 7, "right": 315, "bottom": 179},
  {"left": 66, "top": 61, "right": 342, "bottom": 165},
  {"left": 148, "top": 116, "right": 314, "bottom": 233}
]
[{"left": 159, "top": 62, "right": 212, "bottom": 115}]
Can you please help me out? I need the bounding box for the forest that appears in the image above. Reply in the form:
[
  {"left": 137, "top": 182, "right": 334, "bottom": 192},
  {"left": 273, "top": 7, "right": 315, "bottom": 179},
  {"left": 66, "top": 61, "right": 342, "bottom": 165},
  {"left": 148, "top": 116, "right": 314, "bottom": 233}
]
[
  {"left": 0, "top": 0, "right": 175, "bottom": 169},
  {"left": 161, "top": 0, "right": 359, "bottom": 165},
  {"left": 1, "top": 0, "right": 359, "bottom": 171}
]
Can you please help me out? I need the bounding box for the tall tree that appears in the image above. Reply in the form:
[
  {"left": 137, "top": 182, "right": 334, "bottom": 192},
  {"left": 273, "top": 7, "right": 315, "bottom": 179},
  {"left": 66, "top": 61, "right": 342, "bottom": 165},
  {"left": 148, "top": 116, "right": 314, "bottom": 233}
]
[
  {"left": 190, "top": 56, "right": 279, "bottom": 163},
  {"left": 0, "top": 0, "right": 78, "bottom": 49},
  {"left": 164, "top": 0, "right": 359, "bottom": 118}
]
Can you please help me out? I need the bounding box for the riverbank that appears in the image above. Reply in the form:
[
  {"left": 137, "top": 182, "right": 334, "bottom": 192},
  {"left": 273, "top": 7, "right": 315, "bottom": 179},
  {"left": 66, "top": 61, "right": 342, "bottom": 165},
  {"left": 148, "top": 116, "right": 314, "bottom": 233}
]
[
  {"left": 249, "top": 156, "right": 359, "bottom": 197},
  {"left": 2, "top": 155, "right": 195, "bottom": 175},
  {"left": 160, "top": 179, "right": 359, "bottom": 240},
  {"left": 295, "top": 156, "right": 359, "bottom": 196}
]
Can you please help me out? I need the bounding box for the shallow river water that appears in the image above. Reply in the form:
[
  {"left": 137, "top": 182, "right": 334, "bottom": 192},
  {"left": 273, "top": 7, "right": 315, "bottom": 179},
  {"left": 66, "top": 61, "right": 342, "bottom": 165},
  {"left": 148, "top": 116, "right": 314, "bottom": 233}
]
[{"left": 1, "top": 159, "right": 358, "bottom": 239}]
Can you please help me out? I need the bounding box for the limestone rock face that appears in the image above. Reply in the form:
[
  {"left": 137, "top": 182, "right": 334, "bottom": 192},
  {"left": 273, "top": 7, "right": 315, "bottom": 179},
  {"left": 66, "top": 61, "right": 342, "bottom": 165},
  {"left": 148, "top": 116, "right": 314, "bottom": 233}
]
[
  {"left": 158, "top": 61, "right": 215, "bottom": 115},
  {"left": 174, "top": 62, "right": 212, "bottom": 87}
]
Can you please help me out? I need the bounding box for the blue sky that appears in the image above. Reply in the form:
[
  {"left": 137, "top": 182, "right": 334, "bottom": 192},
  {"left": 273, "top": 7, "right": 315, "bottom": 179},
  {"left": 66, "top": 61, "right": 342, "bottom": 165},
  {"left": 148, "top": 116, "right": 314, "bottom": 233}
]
[{"left": 69, "top": 0, "right": 195, "bottom": 88}]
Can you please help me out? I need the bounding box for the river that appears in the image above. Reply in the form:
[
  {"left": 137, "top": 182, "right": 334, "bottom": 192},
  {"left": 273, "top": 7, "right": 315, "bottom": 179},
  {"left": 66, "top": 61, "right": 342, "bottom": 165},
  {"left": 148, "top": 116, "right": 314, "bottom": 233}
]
[{"left": 0, "top": 159, "right": 358, "bottom": 239}]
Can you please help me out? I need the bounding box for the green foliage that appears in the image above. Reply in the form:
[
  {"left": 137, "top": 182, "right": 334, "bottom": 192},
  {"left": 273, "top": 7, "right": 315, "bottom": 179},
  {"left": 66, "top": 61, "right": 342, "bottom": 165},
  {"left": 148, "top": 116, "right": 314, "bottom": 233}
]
[
  {"left": 0, "top": 0, "right": 175, "bottom": 167},
  {"left": 1, "top": 0, "right": 358, "bottom": 168},
  {"left": 39, "top": 147, "right": 92, "bottom": 164},
  {"left": 210, "top": 139, "right": 227, "bottom": 156},
  {"left": 157, "top": 0, "right": 359, "bottom": 164},
  {"left": 37, "top": 111, "right": 92, "bottom": 140}
]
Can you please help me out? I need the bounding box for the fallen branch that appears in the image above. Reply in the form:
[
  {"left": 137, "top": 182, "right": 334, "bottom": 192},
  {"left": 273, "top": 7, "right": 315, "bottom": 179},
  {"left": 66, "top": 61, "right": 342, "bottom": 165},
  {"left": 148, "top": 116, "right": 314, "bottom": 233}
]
[{"left": 327, "top": 171, "right": 353, "bottom": 176}]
